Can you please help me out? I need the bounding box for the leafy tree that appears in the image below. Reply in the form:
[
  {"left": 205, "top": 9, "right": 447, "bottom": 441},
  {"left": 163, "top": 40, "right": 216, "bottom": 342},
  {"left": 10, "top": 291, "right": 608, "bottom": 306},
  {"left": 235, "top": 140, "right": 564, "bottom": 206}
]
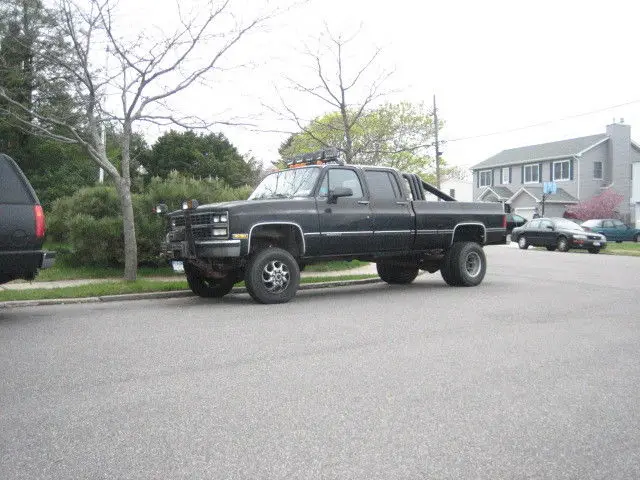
[
  {"left": 144, "top": 130, "right": 259, "bottom": 187},
  {"left": 279, "top": 102, "right": 453, "bottom": 180}
]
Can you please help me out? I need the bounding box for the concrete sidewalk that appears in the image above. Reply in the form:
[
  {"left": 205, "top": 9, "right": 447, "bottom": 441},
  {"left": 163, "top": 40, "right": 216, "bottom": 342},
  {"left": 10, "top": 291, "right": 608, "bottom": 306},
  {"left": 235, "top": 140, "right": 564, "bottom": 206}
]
[{"left": 0, "top": 263, "right": 379, "bottom": 291}]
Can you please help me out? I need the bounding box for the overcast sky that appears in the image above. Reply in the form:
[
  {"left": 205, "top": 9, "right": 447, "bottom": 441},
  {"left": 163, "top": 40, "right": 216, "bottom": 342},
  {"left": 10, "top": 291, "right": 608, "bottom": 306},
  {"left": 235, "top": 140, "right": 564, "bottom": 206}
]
[{"left": 126, "top": 0, "right": 640, "bottom": 172}]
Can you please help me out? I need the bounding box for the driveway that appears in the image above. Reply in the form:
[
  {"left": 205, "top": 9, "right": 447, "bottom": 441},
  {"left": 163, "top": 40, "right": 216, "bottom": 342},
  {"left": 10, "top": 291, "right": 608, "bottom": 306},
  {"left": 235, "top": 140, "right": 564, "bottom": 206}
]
[{"left": 1, "top": 247, "right": 639, "bottom": 479}]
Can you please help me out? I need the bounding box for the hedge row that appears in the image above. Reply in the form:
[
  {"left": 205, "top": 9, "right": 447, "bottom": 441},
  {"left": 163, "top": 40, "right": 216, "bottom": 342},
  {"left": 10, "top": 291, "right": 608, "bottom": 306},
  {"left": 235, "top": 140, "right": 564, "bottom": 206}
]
[{"left": 47, "top": 173, "right": 252, "bottom": 267}]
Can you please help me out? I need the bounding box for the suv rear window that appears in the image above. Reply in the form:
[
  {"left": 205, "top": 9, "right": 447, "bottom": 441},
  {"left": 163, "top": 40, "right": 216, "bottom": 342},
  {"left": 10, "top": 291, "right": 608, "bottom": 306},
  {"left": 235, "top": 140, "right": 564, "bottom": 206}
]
[{"left": 0, "top": 155, "right": 35, "bottom": 204}]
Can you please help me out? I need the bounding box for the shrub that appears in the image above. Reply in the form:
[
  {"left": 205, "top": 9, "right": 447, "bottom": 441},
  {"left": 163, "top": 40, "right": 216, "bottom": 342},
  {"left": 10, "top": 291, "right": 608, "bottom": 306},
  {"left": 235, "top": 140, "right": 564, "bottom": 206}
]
[{"left": 47, "top": 174, "right": 253, "bottom": 268}]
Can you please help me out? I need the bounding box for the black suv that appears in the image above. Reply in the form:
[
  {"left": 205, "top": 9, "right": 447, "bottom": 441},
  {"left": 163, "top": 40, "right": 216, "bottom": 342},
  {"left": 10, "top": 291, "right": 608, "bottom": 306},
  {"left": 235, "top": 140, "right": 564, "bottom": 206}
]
[{"left": 0, "top": 153, "right": 55, "bottom": 284}]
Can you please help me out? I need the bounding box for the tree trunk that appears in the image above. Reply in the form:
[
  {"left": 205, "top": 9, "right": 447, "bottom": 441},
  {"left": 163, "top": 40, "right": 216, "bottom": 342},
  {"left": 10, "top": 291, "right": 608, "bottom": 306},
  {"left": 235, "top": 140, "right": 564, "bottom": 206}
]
[{"left": 115, "top": 178, "right": 138, "bottom": 281}]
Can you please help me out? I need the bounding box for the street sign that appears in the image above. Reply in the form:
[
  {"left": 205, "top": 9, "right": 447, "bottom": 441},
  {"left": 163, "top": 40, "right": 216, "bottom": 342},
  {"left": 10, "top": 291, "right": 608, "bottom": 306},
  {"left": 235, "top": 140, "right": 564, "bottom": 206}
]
[{"left": 543, "top": 182, "right": 557, "bottom": 195}]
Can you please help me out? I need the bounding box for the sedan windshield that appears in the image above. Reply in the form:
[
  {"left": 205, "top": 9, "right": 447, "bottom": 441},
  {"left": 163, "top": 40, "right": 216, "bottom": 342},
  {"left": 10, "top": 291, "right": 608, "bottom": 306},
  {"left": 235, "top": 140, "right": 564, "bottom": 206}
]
[
  {"left": 553, "top": 219, "right": 584, "bottom": 231},
  {"left": 249, "top": 167, "right": 321, "bottom": 200}
]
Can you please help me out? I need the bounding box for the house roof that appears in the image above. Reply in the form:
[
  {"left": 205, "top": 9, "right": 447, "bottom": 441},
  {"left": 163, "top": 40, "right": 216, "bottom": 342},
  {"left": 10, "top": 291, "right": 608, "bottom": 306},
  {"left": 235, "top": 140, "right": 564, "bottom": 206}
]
[
  {"left": 472, "top": 133, "right": 608, "bottom": 170},
  {"left": 477, "top": 186, "right": 513, "bottom": 201},
  {"left": 507, "top": 186, "right": 578, "bottom": 204}
]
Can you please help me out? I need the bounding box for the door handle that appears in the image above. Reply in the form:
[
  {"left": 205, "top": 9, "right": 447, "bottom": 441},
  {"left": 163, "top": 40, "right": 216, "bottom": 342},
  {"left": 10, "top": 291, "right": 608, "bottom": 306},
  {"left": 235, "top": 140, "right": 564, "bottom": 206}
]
[
  {"left": 396, "top": 201, "right": 409, "bottom": 206},
  {"left": 357, "top": 200, "right": 370, "bottom": 205}
]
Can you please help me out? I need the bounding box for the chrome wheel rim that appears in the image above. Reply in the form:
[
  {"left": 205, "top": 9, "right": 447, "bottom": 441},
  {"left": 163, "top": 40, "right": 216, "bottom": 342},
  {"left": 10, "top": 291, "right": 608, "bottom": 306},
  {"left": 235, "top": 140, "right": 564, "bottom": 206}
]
[
  {"left": 559, "top": 239, "right": 567, "bottom": 250},
  {"left": 518, "top": 237, "right": 526, "bottom": 248},
  {"left": 261, "top": 259, "right": 290, "bottom": 293},
  {"left": 465, "top": 252, "right": 482, "bottom": 278}
]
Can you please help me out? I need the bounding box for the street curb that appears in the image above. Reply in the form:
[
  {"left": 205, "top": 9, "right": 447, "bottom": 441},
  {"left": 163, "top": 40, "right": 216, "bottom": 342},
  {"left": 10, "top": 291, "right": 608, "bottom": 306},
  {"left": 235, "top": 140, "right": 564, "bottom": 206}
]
[{"left": 0, "top": 278, "right": 382, "bottom": 309}]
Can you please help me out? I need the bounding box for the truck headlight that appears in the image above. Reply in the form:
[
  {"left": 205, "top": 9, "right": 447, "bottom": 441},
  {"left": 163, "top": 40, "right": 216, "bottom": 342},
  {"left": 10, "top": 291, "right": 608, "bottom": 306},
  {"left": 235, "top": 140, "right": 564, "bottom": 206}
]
[
  {"left": 212, "top": 215, "right": 220, "bottom": 223},
  {"left": 220, "top": 214, "right": 228, "bottom": 223},
  {"left": 573, "top": 234, "right": 587, "bottom": 240},
  {"left": 212, "top": 228, "right": 227, "bottom": 236}
]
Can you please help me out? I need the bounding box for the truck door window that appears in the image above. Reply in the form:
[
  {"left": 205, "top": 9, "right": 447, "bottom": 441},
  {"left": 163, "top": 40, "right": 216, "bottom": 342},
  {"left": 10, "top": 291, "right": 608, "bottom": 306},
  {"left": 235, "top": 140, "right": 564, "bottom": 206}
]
[
  {"left": 364, "top": 171, "right": 400, "bottom": 199},
  {"left": 320, "top": 169, "right": 364, "bottom": 199}
]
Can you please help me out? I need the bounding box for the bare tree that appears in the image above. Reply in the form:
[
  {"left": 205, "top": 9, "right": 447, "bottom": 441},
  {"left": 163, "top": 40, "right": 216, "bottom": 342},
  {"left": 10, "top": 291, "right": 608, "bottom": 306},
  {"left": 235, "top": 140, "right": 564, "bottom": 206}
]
[
  {"left": 273, "top": 27, "right": 393, "bottom": 163},
  {"left": 0, "top": 0, "right": 280, "bottom": 280}
]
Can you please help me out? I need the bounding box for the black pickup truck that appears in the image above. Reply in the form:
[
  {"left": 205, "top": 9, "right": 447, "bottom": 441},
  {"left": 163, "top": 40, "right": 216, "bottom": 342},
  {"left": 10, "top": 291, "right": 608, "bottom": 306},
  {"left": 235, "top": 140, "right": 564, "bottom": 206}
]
[
  {"left": 160, "top": 149, "right": 506, "bottom": 304},
  {"left": 0, "top": 153, "right": 55, "bottom": 284}
]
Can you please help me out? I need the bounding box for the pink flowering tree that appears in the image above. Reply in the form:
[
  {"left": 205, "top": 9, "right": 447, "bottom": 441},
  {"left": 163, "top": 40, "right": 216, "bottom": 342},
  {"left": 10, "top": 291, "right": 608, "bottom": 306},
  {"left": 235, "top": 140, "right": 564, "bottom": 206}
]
[{"left": 564, "top": 189, "right": 624, "bottom": 220}]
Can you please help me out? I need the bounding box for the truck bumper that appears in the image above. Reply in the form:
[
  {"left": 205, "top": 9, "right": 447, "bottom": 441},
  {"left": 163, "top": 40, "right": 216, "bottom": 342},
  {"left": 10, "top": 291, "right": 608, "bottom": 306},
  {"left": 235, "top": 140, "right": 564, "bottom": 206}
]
[{"left": 162, "top": 240, "right": 241, "bottom": 259}]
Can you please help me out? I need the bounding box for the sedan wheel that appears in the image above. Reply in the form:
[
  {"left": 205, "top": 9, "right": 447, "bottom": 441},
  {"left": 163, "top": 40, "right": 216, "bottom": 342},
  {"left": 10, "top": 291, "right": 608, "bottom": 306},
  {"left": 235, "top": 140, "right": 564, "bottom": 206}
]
[
  {"left": 635, "top": 234, "right": 640, "bottom": 243},
  {"left": 557, "top": 236, "right": 569, "bottom": 252},
  {"left": 518, "top": 236, "right": 529, "bottom": 250}
]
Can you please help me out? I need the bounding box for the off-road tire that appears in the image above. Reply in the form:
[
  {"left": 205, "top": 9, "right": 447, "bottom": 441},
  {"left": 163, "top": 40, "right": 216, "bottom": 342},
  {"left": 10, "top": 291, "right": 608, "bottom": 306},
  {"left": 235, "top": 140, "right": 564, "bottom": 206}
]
[
  {"left": 185, "top": 263, "right": 235, "bottom": 298},
  {"left": 440, "top": 241, "right": 487, "bottom": 287},
  {"left": 244, "top": 247, "right": 300, "bottom": 304},
  {"left": 376, "top": 262, "right": 419, "bottom": 284}
]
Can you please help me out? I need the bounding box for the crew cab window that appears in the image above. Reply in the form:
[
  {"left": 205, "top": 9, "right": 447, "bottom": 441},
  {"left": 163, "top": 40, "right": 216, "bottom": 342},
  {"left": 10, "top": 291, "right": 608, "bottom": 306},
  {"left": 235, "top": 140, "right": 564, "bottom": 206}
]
[
  {"left": 364, "top": 171, "right": 402, "bottom": 199},
  {"left": 0, "top": 156, "right": 33, "bottom": 204},
  {"left": 318, "top": 169, "right": 363, "bottom": 199}
]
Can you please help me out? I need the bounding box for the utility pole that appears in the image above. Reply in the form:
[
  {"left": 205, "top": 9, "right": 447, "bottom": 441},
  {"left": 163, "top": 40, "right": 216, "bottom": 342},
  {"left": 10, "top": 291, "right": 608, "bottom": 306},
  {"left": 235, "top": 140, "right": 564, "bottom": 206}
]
[{"left": 433, "top": 94, "right": 441, "bottom": 189}]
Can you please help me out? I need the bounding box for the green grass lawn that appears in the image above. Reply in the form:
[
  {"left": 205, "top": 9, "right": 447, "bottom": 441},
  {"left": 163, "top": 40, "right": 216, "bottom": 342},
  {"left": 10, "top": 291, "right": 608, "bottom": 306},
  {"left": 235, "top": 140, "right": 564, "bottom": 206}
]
[
  {"left": 303, "top": 260, "right": 369, "bottom": 272},
  {"left": 35, "top": 259, "right": 369, "bottom": 281},
  {"left": 0, "top": 274, "right": 378, "bottom": 303},
  {"left": 532, "top": 241, "right": 640, "bottom": 256}
]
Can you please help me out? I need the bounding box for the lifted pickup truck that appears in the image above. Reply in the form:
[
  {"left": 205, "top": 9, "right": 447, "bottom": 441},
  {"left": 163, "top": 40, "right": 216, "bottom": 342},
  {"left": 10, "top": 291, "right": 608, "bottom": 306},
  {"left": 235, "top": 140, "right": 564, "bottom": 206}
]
[
  {"left": 160, "top": 149, "right": 506, "bottom": 304},
  {"left": 0, "top": 153, "right": 55, "bottom": 284}
]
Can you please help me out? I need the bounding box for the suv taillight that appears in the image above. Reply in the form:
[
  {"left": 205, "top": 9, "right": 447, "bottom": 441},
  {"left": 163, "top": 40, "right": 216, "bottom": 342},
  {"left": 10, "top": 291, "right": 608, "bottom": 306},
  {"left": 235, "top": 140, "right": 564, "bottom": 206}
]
[
  {"left": 502, "top": 215, "right": 507, "bottom": 229},
  {"left": 34, "top": 205, "right": 46, "bottom": 238}
]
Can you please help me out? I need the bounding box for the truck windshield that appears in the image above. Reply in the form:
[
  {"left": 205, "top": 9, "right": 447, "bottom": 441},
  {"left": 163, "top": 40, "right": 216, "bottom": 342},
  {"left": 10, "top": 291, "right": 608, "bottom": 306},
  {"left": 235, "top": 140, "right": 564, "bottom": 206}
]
[{"left": 249, "top": 167, "right": 320, "bottom": 200}]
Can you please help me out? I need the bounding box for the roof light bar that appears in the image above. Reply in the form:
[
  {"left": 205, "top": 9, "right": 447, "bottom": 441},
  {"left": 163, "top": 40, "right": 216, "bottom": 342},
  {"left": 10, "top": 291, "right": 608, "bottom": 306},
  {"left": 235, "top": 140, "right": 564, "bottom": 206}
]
[{"left": 286, "top": 147, "right": 343, "bottom": 168}]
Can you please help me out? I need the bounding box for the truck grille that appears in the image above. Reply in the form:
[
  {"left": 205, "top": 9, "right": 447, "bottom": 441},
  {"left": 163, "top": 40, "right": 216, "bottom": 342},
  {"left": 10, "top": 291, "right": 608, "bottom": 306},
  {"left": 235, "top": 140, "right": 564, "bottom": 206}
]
[{"left": 168, "top": 211, "right": 228, "bottom": 241}]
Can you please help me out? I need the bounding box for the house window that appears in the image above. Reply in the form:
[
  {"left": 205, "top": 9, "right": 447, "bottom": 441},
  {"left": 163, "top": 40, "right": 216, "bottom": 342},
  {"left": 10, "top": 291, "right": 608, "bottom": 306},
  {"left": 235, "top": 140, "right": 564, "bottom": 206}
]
[
  {"left": 524, "top": 164, "right": 539, "bottom": 183},
  {"left": 553, "top": 160, "right": 570, "bottom": 181},
  {"left": 501, "top": 167, "right": 510, "bottom": 184},
  {"left": 479, "top": 170, "right": 492, "bottom": 187},
  {"left": 593, "top": 161, "right": 603, "bottom": 179}
]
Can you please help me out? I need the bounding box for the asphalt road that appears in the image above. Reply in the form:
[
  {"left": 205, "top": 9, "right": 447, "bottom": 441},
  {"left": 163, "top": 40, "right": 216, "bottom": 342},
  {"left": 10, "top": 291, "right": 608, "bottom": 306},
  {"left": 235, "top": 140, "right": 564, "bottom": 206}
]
[{"left": 1, "top": 246, "right": 639, "bottom": 479}]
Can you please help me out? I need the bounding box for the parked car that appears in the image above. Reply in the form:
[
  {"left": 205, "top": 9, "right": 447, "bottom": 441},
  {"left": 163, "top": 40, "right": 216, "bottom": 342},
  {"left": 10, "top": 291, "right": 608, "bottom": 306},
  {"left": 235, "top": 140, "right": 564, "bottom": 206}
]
[
  {"left": 511, "top": 217, "right": 606, "bottom": 253},
  {"left": 0, "top": 153, "right": 55, "bottom": 284},
  {"left": 581, "top": 219, "right": 640, "bottom": 243},
  {"left": 506, "top": 213, "right": 527, "bottom": 234}
]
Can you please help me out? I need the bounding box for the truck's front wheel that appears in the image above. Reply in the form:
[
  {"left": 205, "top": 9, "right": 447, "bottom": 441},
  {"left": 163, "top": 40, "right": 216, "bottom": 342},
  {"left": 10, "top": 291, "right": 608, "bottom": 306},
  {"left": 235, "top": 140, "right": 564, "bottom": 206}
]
[
  {"left": 244, "top": 247, "right": 300, "bottom": 304},
  {"left": 376, "top": 262, "right": 419, "bottom": 284},
  {"left": 185, "top": 263, "right": 236, "bottom": 298},
  {"left": 440, "top": 242, "right": 486, "bottom": 287}
]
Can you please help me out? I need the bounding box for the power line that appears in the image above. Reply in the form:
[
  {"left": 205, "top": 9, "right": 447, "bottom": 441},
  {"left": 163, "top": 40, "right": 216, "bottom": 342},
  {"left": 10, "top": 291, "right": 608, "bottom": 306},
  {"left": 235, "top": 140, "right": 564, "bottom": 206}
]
[{"left": 443, "top": 99, "right": 640, "bottom": 143}]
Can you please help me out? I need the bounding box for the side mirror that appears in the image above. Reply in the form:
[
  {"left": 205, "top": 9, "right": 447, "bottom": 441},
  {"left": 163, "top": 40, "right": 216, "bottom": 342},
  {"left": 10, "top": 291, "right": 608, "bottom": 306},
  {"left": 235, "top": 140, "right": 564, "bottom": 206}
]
[
  {"left": 546, "top": 225, "right": 554, "bottom": 230},
  {"left": 155, "top": 203, "right": 168, "bottom": 215},
  {"left": 328, "top": 186, "right": 353, "bottom": 204}
]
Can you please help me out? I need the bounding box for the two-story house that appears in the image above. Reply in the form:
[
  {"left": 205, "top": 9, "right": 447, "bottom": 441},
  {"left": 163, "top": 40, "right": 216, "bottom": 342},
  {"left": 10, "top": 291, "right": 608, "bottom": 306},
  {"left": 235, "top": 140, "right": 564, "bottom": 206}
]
[{"left": 471, "top": 122, "right": 640, "bottom": 225}]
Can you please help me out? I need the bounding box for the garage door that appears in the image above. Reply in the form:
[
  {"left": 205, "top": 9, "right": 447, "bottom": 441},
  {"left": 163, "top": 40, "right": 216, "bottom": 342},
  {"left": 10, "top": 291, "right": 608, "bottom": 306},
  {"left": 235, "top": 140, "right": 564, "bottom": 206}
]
[{"left": 514, "top": 207, "right": 536, "bottom": 221}]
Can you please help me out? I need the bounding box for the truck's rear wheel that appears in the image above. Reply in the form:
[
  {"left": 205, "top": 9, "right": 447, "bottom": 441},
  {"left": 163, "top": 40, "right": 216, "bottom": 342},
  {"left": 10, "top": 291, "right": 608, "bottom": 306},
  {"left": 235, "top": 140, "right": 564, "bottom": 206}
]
[
  {"left": 185, "top": 263, "right": 236, "bottom": 298},
  {"left": 440, "top": 242, "right": 486, "bottom": 287},
  {"left": 244, "top": 247, "right": 300, "bottom": 304},
  {"left": 376, "top": 262, "right": 419, "bottom": 284}
]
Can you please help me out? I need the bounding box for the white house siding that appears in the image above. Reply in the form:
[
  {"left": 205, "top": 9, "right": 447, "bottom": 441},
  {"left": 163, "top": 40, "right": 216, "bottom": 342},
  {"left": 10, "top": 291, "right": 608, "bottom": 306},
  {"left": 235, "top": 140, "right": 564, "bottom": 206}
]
[{"left": 441, "top": 180, "right": 472, "bottom": 202}]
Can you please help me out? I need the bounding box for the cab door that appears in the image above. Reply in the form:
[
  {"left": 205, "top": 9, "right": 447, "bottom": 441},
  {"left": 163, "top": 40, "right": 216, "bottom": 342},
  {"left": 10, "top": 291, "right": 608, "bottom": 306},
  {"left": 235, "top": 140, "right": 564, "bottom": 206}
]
[
  {"left": 364, "top": 170, "right": 414, "bottom": 252},
  {"left": 316, "top": 167, "right": 374, "bottom": 255}
]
